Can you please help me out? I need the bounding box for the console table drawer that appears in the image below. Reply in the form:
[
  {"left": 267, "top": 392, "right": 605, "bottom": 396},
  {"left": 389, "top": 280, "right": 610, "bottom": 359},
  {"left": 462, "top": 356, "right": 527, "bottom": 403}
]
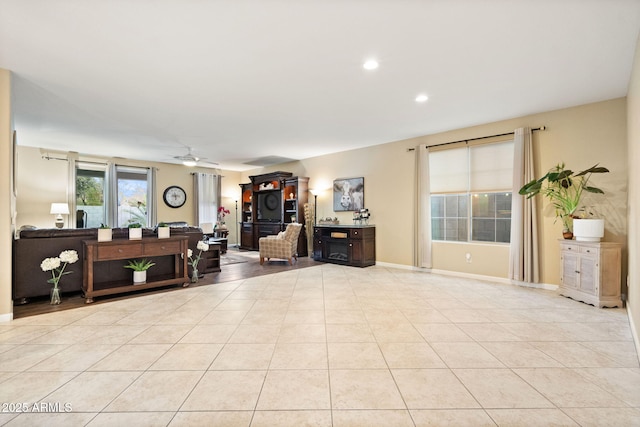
[
  {"left": 97, "top": 244, "right": 143, "bottom": 260},
  {"left": 143, "top": 240, "right": 182, "bottom": 255}
]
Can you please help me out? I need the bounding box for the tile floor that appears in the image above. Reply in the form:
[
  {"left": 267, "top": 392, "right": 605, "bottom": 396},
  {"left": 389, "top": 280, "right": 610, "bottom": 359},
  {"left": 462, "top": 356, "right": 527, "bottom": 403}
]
[{"left": 0, "top": 263, "right": 639, "bottom": 426}]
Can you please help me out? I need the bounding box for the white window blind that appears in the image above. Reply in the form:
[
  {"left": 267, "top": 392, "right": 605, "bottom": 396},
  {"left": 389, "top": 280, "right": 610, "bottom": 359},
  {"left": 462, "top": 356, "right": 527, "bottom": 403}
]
[
  {"left": 428, "top": 147, "right": 468, "bottom": 193},
  {"left": 470, "top": 142, "right": 514, "bottom": 191}
]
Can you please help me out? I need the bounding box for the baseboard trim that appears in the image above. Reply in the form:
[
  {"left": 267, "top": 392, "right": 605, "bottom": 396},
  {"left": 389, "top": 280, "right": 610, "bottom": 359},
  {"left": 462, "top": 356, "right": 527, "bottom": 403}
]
[
  {"left": 375, "top": 261, "right": 425, "bottom": 271},
  {"left": 509, "top": 280, "right": 559, "bottom": 291},
  {"left": 430, "top": 268, "right": 512, "bottom": 285},
  {"left": 375, "top": 262, "right": 558, "bottom": 290},
  {"left": 0, "top": 312, "right": 14, "bottom": 323}
]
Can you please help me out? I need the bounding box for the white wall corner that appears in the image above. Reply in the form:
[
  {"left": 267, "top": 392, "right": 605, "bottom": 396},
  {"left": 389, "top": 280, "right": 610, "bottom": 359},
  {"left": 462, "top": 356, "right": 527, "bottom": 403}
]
[
  {"left": 626, "top": 302, "right": 640, "bottom": 366},
  {"left": 0, "top": 312, "right": 14, "bottom": 323}
]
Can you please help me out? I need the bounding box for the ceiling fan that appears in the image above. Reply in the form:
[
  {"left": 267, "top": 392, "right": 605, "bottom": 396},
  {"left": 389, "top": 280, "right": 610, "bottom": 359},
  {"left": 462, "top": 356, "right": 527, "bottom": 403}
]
[{"left": 172, "top": 147, "right": 218, "bottom": 167}]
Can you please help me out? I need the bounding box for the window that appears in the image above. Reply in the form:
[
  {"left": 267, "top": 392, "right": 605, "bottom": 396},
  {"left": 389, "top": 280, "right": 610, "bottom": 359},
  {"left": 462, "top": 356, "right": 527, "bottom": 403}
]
[
  {"left": 429, "top": 141, "right": 513, "bottom": 243},
  {"left": 431, "top": 194, "right": 468, "bottom": 241},
  {"left": 116, "top": 166, "right": 150, "bottom": 227},
  {"left": 76, "top": 163, "right": 107, "bottom": 228},
  {"left": 471, "top": 192, "right": 512, "bottom": 243},
  {"left": 75, "top": 163, "right": 154, "bottom": 228}
]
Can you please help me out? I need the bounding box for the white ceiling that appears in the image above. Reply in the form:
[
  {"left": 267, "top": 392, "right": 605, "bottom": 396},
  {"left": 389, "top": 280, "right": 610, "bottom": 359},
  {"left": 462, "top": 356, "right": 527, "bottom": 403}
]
[{"left": 1, "top": 0, "right": 640, "bottom": 171}]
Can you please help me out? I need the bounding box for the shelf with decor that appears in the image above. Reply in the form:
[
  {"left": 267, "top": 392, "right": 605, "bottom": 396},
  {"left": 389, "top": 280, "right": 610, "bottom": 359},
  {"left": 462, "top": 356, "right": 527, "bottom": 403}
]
[{"left": 238, "top": 171, "right": 308, "bottom": 255}]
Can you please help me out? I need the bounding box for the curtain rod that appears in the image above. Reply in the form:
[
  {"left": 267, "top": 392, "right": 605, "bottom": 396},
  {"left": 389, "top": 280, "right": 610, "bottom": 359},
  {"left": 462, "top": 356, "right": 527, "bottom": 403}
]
[
  {"left": 407, "top": 126, "right": 545, "bottom": 152},
  {"left": 41, "top": 153, "right": 68, "bottom": 162}
]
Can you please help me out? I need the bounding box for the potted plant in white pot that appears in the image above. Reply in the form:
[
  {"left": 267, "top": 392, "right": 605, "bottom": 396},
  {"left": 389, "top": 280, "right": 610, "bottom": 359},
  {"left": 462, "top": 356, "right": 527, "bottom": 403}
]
[
  {"left": 128, "top": 222, "right": 143, "bottom": 240},
  {"left": 97, "top": 223, "right": 112, "bottom": 242},
  {"left": 124, "top": 258, "right": 155, "bottom": 284},
  {"left": 519, "top": 162, "right": 609, "bottom": 239},
  {"left": 572, "top": 206, "right": 606, "bottom": 242},
  {"left": 157, "top": 222, "right": 170, "bottom": 239}
]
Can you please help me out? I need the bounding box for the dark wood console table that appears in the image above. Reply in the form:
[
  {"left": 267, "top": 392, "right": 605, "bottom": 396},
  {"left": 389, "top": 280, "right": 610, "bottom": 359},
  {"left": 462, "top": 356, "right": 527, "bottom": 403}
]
[
  {"left": 313, "top": 225, "right": 376, "bottom": 267},
  {"left": 82, "top": 236, "right": 189, "bottom": 303}
]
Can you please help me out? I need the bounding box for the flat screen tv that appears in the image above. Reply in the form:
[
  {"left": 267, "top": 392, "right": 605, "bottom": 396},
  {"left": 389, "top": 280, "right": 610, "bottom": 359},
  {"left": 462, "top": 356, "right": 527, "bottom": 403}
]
[{"left": 256, "top": 191, "right": 281, "bottom": 222}]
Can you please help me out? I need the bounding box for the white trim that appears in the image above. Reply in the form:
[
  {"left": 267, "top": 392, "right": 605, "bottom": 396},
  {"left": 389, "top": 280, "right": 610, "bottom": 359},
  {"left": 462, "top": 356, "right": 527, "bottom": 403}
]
[
  {"left": 0, "top": 312, "right": 14, "bottom": 323},
  {"left": 376, "top": 262, "right": 558, "bottom": 290},
  {"left": 430, "top": 268, "right": 512, "bottom": 285},
  {"left": 627, "top": 302, "right": 640, "bottom": 366},
  {"left": 510, "top": 280, "right": 558, "bottom": 291},
  {"left": 375, "top": 261, "right": 425, "bottom": 271}
]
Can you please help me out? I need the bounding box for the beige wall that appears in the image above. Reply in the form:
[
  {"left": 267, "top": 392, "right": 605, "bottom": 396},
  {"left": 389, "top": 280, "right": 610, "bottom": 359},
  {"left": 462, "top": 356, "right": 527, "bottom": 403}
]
[
  {"left": 0, "top": 69, "right": 13, "bottom": 320},
  {"left": 246, "top": 98, "right": 628, "bottom": 286},
  {"left": 15, "top": 147, "right": 242, "bottom": 245},
  {"left": 627, "top": 34, "right": 640, "bottom": 346}
]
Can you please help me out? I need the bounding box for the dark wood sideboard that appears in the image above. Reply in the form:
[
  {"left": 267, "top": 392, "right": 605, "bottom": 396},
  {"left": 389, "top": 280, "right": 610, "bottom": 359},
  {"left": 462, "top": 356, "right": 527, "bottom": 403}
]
[
  {"left": 313, "top": 225, "right": 376, "bottom": 267},
  {"left": 83, "top": 236, "right": 189, "bottom": 303}
]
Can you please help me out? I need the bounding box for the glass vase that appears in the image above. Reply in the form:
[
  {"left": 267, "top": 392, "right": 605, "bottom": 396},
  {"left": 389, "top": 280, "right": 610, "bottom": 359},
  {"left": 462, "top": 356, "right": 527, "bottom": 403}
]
[
  {"left": 191, "top": 268, "right": 199, "bottom": 283},
  {"left": 50, "top": 286, "right": 61, "bottom": 305}
]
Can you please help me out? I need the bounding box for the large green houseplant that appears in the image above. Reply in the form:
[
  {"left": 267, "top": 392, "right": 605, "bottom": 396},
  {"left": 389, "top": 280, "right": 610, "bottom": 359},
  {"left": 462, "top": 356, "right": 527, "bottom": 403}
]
[{"left": 518, "top": 162, "right": 609, "bottom": 234}]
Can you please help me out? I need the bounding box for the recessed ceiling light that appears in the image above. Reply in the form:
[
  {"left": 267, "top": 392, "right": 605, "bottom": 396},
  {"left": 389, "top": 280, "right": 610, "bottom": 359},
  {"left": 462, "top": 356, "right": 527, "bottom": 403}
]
[
  {"left": 415, "top": 94, "right": 429, "bottom": 103},
  {"left": 363, "top": 59, "right": 379, "bottom": 70}
]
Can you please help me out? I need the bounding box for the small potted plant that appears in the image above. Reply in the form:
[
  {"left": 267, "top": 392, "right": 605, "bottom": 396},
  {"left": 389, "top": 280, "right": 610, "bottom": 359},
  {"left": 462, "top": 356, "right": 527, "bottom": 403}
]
[
  {"left": 98, "top": 223, "right": 112, "bottom": 242},
  {"left": 157, "top": 222, "right": 170, "bottom": 239},
  {"left": 519, "top": 162, "right": 609, "bottom": 238},
  {"left": 124, "top": 258, "right": 155, "bottom": 284},
  {"left": 128, "top": 222, "right": 143, "bottom": 240}
]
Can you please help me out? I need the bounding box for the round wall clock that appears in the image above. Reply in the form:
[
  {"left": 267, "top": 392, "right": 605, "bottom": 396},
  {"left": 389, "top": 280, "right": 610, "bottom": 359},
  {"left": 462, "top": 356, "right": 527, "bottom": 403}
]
[{"left": 163, "top": 185, "right": 187, "bottom": 208}]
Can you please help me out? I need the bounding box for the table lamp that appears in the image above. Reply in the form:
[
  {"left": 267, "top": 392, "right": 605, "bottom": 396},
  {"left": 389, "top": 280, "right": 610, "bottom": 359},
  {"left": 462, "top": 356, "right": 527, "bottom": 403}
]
[{"left": 50, "top": 203, "right": 70, "bottom": 228}]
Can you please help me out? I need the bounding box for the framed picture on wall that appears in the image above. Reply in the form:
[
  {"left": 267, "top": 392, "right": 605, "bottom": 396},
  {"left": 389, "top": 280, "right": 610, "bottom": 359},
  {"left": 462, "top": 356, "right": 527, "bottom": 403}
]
[{"left": 333, "top": 177, "right": 364, "bottom": 211}]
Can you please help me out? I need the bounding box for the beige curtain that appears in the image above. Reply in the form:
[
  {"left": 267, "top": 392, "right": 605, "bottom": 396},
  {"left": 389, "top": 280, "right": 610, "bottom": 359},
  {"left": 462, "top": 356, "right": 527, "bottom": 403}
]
[
  {"left": 416, "top": 144, "right": 432, "bottom": 268},
  {"left": 509, "top": 127, "right": 539, "bottom": 282},
  {"left": 194, "top": 172, "right": 221, "bottom": 226},
  {"left": 148, "top": 167, "right": 158, "bottom": 226}
]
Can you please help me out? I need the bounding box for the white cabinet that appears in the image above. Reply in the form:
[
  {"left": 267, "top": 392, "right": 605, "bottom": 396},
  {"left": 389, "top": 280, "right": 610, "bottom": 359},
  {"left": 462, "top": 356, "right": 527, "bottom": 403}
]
[{"left": 559, "top": 240, "right": 623, "bottom": 308}]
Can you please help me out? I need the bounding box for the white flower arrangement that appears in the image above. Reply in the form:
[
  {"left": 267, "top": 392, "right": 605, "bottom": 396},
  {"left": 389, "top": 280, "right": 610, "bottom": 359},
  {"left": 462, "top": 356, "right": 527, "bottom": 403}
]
[
  {"left": 40, "top": 249, "right": 79, "bottom": 289},
  {"left": 185, "top": 241, "right": 209, "bottom": 269}
]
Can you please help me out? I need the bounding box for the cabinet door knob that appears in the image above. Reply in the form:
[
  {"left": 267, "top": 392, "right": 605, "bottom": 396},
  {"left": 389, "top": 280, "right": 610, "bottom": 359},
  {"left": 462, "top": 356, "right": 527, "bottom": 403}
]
[
  {"left": 118, "top": 249, "right": 123, "bottom": 253},
  {"left": 575, "top": 270, "right": 580, "bottom": 274},
  {"left": 349, "top": 243, "right": 352, "bottom": 247}
]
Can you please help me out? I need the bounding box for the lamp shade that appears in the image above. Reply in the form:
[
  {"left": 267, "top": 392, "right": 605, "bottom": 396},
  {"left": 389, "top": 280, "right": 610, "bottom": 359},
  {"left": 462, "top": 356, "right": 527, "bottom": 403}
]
[{"left": 50, "top": 203, "right": 70, "bottom": 215}]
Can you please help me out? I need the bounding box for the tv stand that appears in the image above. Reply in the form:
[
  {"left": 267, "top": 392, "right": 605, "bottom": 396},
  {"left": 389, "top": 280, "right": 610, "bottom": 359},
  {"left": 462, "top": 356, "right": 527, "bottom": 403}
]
[{"left": 313, "top": 225, "right": 376, "bottom": 267}]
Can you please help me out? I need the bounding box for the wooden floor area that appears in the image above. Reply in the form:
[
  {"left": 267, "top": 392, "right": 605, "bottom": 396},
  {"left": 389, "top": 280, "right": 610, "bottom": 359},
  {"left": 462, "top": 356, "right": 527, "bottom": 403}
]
[{"left": 13, "top": 248, "right": 321, "bottom": 319}]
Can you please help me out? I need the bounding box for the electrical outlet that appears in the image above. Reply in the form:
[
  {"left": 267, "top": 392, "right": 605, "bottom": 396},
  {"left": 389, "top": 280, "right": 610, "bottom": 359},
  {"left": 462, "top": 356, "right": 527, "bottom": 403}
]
[{"left": 465, "top": 253, "right": 472, "bottom": 263}]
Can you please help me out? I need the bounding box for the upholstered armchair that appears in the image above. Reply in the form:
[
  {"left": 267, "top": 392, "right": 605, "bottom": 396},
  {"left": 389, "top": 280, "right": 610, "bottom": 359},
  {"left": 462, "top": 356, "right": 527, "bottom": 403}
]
[{"left": 259, "top": 223, "right": 303, "bottom": 265}]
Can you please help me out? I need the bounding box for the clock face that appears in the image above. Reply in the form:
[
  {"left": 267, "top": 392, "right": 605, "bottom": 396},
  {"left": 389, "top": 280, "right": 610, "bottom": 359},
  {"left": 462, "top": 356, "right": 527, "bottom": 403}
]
[{"left": 163, "top": 186, "right": 187, "bottom": 208}]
